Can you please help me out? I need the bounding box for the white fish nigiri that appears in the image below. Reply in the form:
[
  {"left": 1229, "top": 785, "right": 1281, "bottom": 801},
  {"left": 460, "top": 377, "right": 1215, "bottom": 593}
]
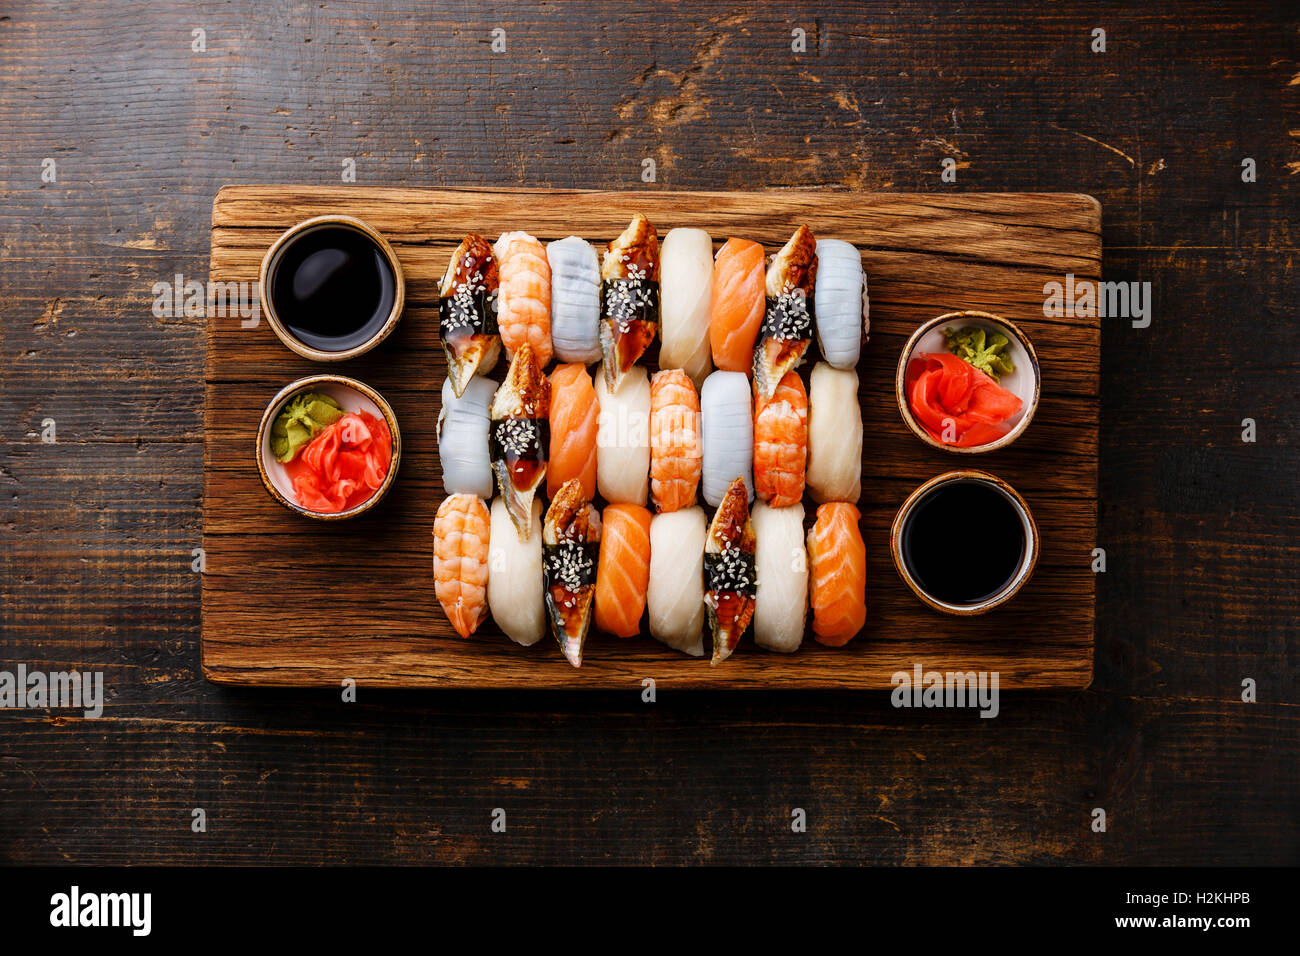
[
  {"left": 699, "top": 370, "right": 753, "bottom": 507},
  {"left": 659, "top": 228, "right": 714, "bottom": 387},
  {"left": 595, "top": 365, "right": 650, "bottom": 505},
  {"left": 437, "top": 376, "right": 495, "bottom": 498},
  {"left": 752, "top": 501, "right": 808, "bottom": 653},
  {"left": 648, "top": 506, "right": 707, "bottom": 657},
  {"left": 547, "top": 236, "right": 602, "bottom": 364},
  {"left": 487, "top": 496, "right": 545, "bottom": 646},
  {"left": 806, "top": 362, "right": 862, "bottom": 503},
  {"left": 813, "top": 239, "right": 869, "bottom": 369}
]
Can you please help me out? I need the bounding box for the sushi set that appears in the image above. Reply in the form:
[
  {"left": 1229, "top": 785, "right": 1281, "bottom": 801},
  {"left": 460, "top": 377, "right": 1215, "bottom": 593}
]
[{"left": 203, "top": 186, "right": 1100, "bottom": 689}]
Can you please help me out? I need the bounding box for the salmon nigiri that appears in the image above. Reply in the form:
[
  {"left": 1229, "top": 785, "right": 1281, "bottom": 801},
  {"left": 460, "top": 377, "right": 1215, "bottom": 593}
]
[
  {"left": 705, "top": 477, "right": 757, "bottom": 665},
  {"left": 649, "top": 369, "right": 702, "bottom": 513},
  {"left": 709, "top": 238, "right": 765, "bottom": 374},
  {"left": 753, "top": 225, "right": 816, "bottom": 400},
  {"left": 548, "top": 363, "right": 599, "bottom": 500},
  {"left": 753, "top": 370, "right": 808, "bottom": 508},
  {"left": 543, "top": 479, "right": 603, "bottom": 667},
  {"left": 433, "top": 494, "right": 491, "bottom": 639},
  {"left": 439, "top": 233, "right": 501, "bottom": 397},
  {"left": 807, "top": 502, "right": 866, "bottom": 646},
  {"left": 600, "top": 214, "right": 660, "bottom": 393},
  {"left": 494, "top": 231, "right": 552, "bottom": 366},
  {"left": 594, "top": 503, "right": 652, "bottom": 638}
]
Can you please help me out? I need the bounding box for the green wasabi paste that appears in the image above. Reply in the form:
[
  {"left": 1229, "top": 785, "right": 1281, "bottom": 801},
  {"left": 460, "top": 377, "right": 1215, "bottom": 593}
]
[
  {"left": 271, "top": 392, "right": 345, "bottom": 462},
  {"left": 943, "top": 326, "right": 1016, "bottom": 382}
]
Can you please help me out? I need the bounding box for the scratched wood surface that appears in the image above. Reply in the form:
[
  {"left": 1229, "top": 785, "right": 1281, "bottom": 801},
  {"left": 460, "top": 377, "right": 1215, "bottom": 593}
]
[
  {"left": 1, "top": 1, "right": 1296, "bottom": 864},
  {"left": 204, "top": 186, "right": 1100, "bottom": 688}
]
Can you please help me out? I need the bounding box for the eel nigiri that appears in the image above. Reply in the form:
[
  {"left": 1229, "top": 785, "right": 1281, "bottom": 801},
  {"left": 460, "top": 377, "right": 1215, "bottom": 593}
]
[
  {"left": 705, "top": 477, "right": 758, "bottom": 665},
  {"left": 437, "top": 376, "right": 495, "bottom": 499},
  {"left": 542, "top": 479, "right": 603, "bottom": 667},
  {"left": 548, "top": 363, "right": 599, "bottom": 500},
  {"left": 494, "top": 231, "right": 552, "bottom": 366},
  {"left": 813, "top": 238, "right": 869, "bottom": 369},
  {"left": 649, "top": 369, "right": 702, "bottom": 513},
  {"left": 807, "top": 502, "right": 866, "bottom": 646},
  {"left": 806, "top": 362, "right": 862, "bottom": 504},
  {"left": 439, "top": 233, "right": 501, "bottom": 397},
  {"left": 547, "top": 236, "right": 602, "bottom": 363},
  {"left": 595, "top": 364, "right": 650, "bottom": 505},
  {"left": 488, "top": 496, "right": 545, "bottom": 647},
  {"left": 752, "top": 500, "right": 808, "bottom": 653},
  {"left": 753, "top": 225, "right": 817, "bottom": 400},
  {"left": 648, "top": 507, "right": 707, "bottom": 657},
  {"left": 600, "top": 214, "right": 660, "bottom": 394},
  {"left": 433, "top": 493, "right": 491, "bottom": 639},
  {"left": 659, "top": 227, "right": 714, "bottom": 386},
  {"left": 594, "top": 503, "right": 652, "bottom": 638},
  {"left": 753, "top": 370, "right": 807, "bottom": 508},
  {"left": 490, "top": 343, "right": 551, "bottom": 536},
  {"left": 709, "top": 238, "right": 765, "bottom": 373},
  {"left": 699, "top": 370, "right": 753, "bottom": 507}
]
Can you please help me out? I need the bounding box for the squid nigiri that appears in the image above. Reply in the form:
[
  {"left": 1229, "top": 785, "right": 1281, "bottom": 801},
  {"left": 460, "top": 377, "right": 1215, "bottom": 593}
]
[
  {"left": 494, "top": 231, "right": 552, "bottom": 366},
  {"left": 600, "top": 214, "right": 659, "bottom": 393},
  {"left": 753, "top": 225, "right": 817, "bottom": 400},
  {"left": 490, "top": 343, "right": 551, "bottom": 536},
  {"left": 433, "top": 493, "right": 491, "bottom": 639},
  {"left": 659, "top": 227, "right": 714, "bottom": 386},
  {"left": 542, "top": 479, "right": 603, "bottom": 667},
  {"left": 439, "top": 233, "right": 502, "bottom": 397},
  {"left": 813, "top": 238, "right": 869, "bottom": 369},
  {"left": 709, "top": 238, "right": 765, "bottom": 373},
  {"left": 548, "top": 363, "right": 599, "bottom": 500},
  {"left": 807, "top": 502, "right": 866, "bottom": 646},
  {"left": 487, "top": 496, "right": 545, "bottom": 647},
  {"left": 705, "top": 477, "right": 757, "bottom": 665},
  {"left": 806, "top": 362, "right": 862, "bottom": 503},
  {"left": 753, "top": 370, "right": 807, "bottom": 508},
  {"left": 547, "top": 236, "right": 602, "bottom": 363},
  {"left": 595, "top": 365, "right": 650, "bottom": 505},
  {"left": 752, "top": 500, "right": 808, "bottom": 653},
  {"left": 594, "top": 503, "right": 652, "bottom": 638},
  {"left": 649, "top": 369, "right": 702, "bottom": 513},
  {"left": 437, "top": 376, "right": 495, "bottom": 499},
  {"left": 700, "top": 370, "right": 753, "bottom": 507},
  {"left": 648, "top": 507, "right": 707, "bottom": 657}
]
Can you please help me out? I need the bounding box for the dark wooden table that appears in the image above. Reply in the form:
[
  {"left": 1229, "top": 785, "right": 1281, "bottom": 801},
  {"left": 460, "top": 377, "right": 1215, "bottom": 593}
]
[{"left": 1, "top": 1, "right": 1295, "bottom": 865}]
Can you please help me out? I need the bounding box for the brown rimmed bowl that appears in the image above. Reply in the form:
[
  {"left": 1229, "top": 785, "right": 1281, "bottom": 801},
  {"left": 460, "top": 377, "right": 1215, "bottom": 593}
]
[
  {"left": 258, "top": 214, "right": 406, "bottom": 362},
  {"left": 895, "top": 310, "right": 1041, "bottom": 454},
  {"left": 889, "top": 469, "right": 1039, "bottom": 615},
  {"left": 255, "top": 374, "right": 401, "bottom": 521}
]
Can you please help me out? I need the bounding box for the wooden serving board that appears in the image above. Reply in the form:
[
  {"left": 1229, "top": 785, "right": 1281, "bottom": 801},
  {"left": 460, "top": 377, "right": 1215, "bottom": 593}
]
[{"left": 204, "top": 186, "right": 1100, "bottom": 689}]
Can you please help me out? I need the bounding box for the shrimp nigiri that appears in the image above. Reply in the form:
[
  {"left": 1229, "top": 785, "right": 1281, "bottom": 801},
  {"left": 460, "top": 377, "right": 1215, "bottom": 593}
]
[
  {"left": 709, "top": 238, "right": 765, "bottom": 374},
  {"left": 433, "top": 493, "right": 491, "bottom": 639},
  {"left": 807, "top": 502, "right": 866, "bottom": 646},
  {"left": 753, "top": 370, "right": 808, "bottom": 508},
  {"left": 439, "top": 234, "right": 501, "bottom": 397},
  {"left": 600, "top": 214, "right": 660, "bottom": 394},
  {"left": 649, "top": 369, "right": 702, "bottom": 513},
  {"left": 753, "top": 225, "right": 817, "bottom": 400},
  {"left": 494, "top": 231, "right": 552, "bottom": 366},
  {"left": 542, "top": 479, "right": 603, "bottom": 667},
  {"left": 705, "top": 477, "right": 757, "bottom": 665},
  {"left": 548, "top": 363, "right": 599, "bottom": 500},
  {"left": 593, "top": 503, "right": 652, "bottom": 638},
  {"left": 490, "top": 343, "right": 551, "bottom": 536}
]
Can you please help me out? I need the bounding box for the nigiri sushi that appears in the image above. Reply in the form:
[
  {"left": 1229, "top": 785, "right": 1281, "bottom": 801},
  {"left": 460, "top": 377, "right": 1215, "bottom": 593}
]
[
  {"left": 807, "top": 502, "right": 866, "bottom": 646},
  {"left": 753, "top": 225, "right": 817, "bottom": 400},
  {"left": 600, "top": 214, "right": 660, "bottom": 393},
  {"left": 806, "top": 362, "right": 862, "bottom": 503},
  {"left": 753, "top": 370, "right": 807, "bottom": 508},
  {"left": 647, "top": 507, "right": 707, "bottom": 657},
  {"left": 699, "top": 370, "right": 753, "bottom": 507},
  {"left": 542, "top": 479, "right": 603, "bottom": 667},
  {"left": 752, "top": 500, "right": 808, "bottom": 653},
  {"left": 659, "top": 227, "right": 714, "bottom": 386},
  {"left": 649, "top": 369, "right": 702, "bottom": 513},
  {"left": 439, "top": 233, "right": 502, "bottom": 397},
  {"left": 547, "top": 363, "right": 599, "bottom": 500},
  {"left": 433, "top": 493, "right": 491, "bottom": 639},
  {"left": 547, "top": 236, "right": 602, "bottom": 363},
  {"left": 487, "top": 496, "right": 545, "bottom": 647},
  {"left": 594, "top": 503, "right": 652, "bottom": 638},
  {"left": 595, "top": 364, "right": 650, "bottom": 505},
  {"left": 437, "top": 376, "right": 495, "bottom": 499},
  {"left": 709, "top": 238, "right": 765, "bottom": 373},
  {"left": 705, "top": 477, "right": 757, "bottom": 665},
  {"left": 494, "top": 231, "right": 552, "bottom": 366},
  {"left": 813, "top": 238, "right": 869, "bottom": 369},
  {"left": 490, "top": 343, "right": 551, "bottom": 536}
]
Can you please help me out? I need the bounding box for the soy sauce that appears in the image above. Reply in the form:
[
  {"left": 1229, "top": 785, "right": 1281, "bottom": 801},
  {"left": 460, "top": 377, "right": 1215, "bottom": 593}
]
[
  {"left": 270, "top": 225, "right": 396, "bottom": 352},
  {"left": 901, "top": 480, "right": 1025, "bottom": 605}
]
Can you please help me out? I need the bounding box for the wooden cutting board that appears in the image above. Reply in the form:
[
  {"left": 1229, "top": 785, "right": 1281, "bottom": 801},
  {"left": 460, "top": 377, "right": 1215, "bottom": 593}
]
[{"left": 204, "top": 186, "right": 1100, "bottom": 689}]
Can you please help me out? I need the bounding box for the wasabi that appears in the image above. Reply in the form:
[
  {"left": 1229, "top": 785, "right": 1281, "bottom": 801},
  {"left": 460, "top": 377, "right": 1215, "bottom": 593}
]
[
  {"left": 271, "top": 392, "right": 345, "bottom": 462},
  {"left": 943, "top": 326, "right": 1015, "bottom": 382}
]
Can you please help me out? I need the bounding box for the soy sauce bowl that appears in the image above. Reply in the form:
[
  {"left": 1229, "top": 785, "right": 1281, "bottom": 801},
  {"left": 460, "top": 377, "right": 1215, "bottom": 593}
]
[
  {"left": 256, "top": 374, "right": 401, "bottom": 521},
  {"left": 889, "top": 470, "right": 1039, "bottom": 615},
  {"left": 895, "top": 310, "right": 1041, "bottom": 454}
]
